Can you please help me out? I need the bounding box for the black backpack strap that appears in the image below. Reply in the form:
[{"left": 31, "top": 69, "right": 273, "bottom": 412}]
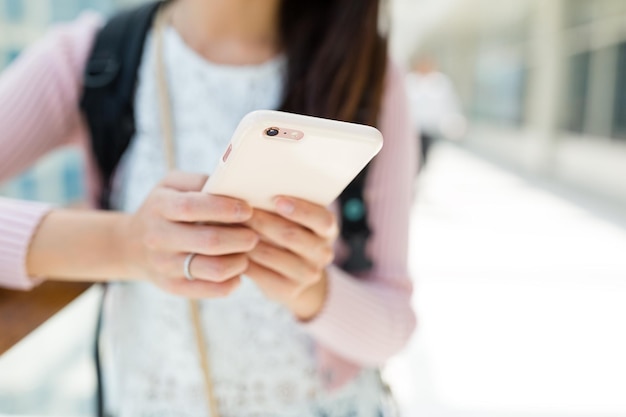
[
  {"left": 339, "top": 165, "right": 374, "bottom": 273},
  {"left": 79, "top": 4, "right": 162, "bottom": 417},
  {"left": 80, "top": 1, "right": 164, "bottom": 209}
]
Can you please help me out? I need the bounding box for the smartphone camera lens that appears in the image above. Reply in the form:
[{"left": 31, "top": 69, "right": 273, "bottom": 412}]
[{"left": 266, "top": 127, "right": 279, "bottom": 137}]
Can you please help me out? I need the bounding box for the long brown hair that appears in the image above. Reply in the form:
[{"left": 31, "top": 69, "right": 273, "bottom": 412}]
[{"left": 279, "top": 0, "right": 388, "bottom": 127}]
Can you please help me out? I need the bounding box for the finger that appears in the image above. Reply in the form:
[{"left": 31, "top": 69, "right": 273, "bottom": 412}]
[
  {"left": 246, "top": 211, "right": 334, "bottom": 267},
  {"left": 147, "top": 223, "right": 258, "bottom": 256},
  {"left": 159, "top": 171, "right": 209, "bottom": 192},
  {"left": 156, "top": 188, "right": 252, "bottom": 223},
  {"left": 160, "top": 276, "right": 241, "bottom": 299},
  {"left": 248, "top": 241, "right": 321, "bottom": 285},
  {"left": 245, "top": 261, "right": 301, "bottom": 302},
  {"left": 169, "top": 253, "right": 249, "bottom": 283},
  {"left": 274, "top": 197, "right": 338, "bottom": 239}
]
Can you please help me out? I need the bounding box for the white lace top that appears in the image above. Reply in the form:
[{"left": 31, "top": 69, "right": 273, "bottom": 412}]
[{"left": 103, "top": 27, "right": 384, "bottom": 417}]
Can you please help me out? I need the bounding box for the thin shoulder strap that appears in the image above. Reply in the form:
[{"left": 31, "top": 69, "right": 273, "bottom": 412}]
[{"left": 80, "top": 1, "right": 165, "bottom": 209}]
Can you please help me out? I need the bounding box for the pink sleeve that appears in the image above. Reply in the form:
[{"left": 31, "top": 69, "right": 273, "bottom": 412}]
[
  {"left": 0, "top": 198, "right": 50, "bottom": 290},
  {"left": 0, "top": 13, "right": 101, "bottom": 290},
  {"left": 304, "top": 61, "right": 418, "bottom": 366}
]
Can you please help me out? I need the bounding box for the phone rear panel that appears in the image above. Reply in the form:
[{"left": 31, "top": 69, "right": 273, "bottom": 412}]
[{"left": 204, "top": 110, "right": 383, "bottom": 211}]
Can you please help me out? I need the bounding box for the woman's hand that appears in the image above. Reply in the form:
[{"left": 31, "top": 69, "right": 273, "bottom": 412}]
[
  {"left": 245, "top": 197, "right": 338, "bottom": 320},
  {"left": 118, "top": 171, "right": 259, "bottom": 298}
]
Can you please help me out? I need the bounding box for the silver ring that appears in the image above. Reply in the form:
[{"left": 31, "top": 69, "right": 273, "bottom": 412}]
[{"left": 183, "top": 253, "right": 197, "bottom": 281}]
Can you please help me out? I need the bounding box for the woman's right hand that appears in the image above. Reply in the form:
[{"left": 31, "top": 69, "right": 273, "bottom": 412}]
[{"left": 118, "top": 171, "right": 258, "bottom": 299}]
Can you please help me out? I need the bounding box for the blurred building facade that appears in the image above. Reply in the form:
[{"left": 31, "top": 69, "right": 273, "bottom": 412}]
[
  {"left": 3, "top": 0, "right": 624, "bottom": 205},
  {"left": 407, "top": 0, "right": 626, "bottom": 206},
  {"left": 0, "top": 0, "right": 139, "bottom": 204},
  {"left": 0, "top": 0, "right": 143, "bottom": 66}
]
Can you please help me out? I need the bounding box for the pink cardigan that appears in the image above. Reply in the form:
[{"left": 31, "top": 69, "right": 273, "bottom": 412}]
[{"left": 0, "top": 13, "right": 417, "bottom": 387}]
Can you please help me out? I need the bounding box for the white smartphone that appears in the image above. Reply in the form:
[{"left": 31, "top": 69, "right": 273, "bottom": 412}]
[{"left": 202, "top": 110, "right": 383, "bottom": 211}]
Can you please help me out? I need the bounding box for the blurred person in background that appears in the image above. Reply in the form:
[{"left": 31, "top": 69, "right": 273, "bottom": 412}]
[
  {"left": 406, "top": 54, "right": 467, "bottom": 167},
  {"left": 0, "top": 0, "right": 416, "bottom": 416}
]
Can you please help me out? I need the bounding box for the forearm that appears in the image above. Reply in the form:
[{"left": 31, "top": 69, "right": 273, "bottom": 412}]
[
  {"left": 26, "top": 209, "right": 135, "bottom": 281},
  {"left": 3, "top": 172, "right": 257, "bottom": 297}
]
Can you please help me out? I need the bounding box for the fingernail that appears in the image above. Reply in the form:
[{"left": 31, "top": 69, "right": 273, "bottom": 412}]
[{"left": 275, "top": 198, "right": 295, "bottom": 216}]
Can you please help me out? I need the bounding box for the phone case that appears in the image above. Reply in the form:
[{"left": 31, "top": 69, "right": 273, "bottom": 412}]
[{"left": 202, "top": 110, "right": 383, "bottom": 211}]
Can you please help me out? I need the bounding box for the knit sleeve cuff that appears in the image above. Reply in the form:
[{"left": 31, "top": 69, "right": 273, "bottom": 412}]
[
  {"left": 300, "top": 264, "right": 416, "bottom": 366},
  {"left": 301, "top": 264, "right": 358, "bottom": 332},
  {"left": 0, "top": 198, "right": 52, "bottom": 290}
]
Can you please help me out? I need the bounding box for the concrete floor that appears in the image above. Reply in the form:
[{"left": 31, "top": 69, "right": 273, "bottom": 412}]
[
  {"left": 1, "top": 141, "right": 626, "bottom": 416},
  {"left": 386, "top": 141, "right": 626, "bottom": 417}
]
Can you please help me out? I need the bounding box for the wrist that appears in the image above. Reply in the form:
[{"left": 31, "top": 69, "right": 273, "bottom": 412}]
[
  {"left": 110, "top": 212, "right": 140, "bottom": 279},
  {"left": 290, "top": 269, "right": 329, "bottom": 321},
  {"left": 25, "top": 209, "right": 138, "bottom": 281}
]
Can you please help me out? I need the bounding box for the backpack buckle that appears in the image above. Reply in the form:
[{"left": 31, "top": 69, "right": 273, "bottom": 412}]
[{"left": 84, "top": 54, "right": 120, "bottom": 89}]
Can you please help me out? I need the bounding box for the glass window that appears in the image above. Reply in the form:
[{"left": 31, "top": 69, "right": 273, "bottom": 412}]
[
  {"left": 471, "top": 46, "right": 527, "bottom": 126},
  {"left": 62, "top": 151, "right": 85, "bottom": 203},
  {"left": 562, "top": 51, "right": 590, "bottom": 134},
  {"left": 80, "top": 0, "right": 114, "bottom": 14},
  {"left": 6, "top": 48, "right": 20, "bottom": 64},
  {"left": 49, "top": 0, "right": 80, "bottom": 22},
  {"left": 15, "top": 171, "right": 38, "bottom": 201},
  {"left": 3, "top": 0, "right": 24, "bottom": 21},
  {"left": 594, "top": 0, "right": 626, "bottom": 20},
  {"left": 565, "top": 0, "right": 594, "bottom": 27},
  {"left": 49, "top": 0, "right": 115, "bottom": 22},
  {"left": 613, "top": 42, "right": 626, "bottom": 140}
]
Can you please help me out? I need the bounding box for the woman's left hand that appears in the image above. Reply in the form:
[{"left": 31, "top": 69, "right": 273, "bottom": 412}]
[{"left": 245, "top": 197, "right": 338, "bottom": 320}]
